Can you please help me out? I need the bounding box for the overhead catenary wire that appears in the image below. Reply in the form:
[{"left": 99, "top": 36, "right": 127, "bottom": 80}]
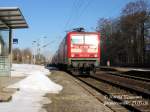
[
  {"left": 75, "top": 0, "right": 92, "bottom": 25},
  {"left": 49, "top": 0, "right": 82, "bottom": 45},
  {"left": 54, "top": 0, "right": 92, "bottom": 40},
  {"left": 66, "top": 0, "right": 85, "bottom": 29},
  {"left": 63, "top": 0, "right": 80, "bottom": 30},
  {"left": 63, "top": 0, "right": 83, "bottom": 30},
  {"left": 47, "top": 0, "right": 93, "bottom": 57},
  {"left": 50, "top": 0, "right": 84, "bottom": 46},
  {"left": 51, "top": 0, "right": 92, "bottom": 45}
]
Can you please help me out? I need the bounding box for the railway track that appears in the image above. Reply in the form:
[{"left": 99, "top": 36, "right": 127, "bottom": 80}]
[
  {"left": 95, "top": 71, "right": 150, "bottom": 97},
  {"left": 99, "top": 67, "right": 150, "bottom": 81},
  {"left": 106, "top": 71, "right": 150, "bottom": 82},
  {"left": 71, "top": 71, "right": 150, "bottom": 112}
]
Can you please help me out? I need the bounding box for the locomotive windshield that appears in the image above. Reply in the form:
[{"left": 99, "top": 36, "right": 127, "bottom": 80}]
[
  {"left": 84, "top": 35, "right": 98, "bottom": 45},
  {"left": 71, "top": 35, "right": 84, "bottom": 44},
  {"left": 71, "top": 34, "right": 98, "bottom": 45},
  {"left": 70, "top": 34, "right": 99, "bottom": 57}
]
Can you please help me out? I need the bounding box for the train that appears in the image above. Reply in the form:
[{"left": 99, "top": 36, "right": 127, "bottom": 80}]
[{"left": 51, "top": 28, "right": 100, "bottom": 74}]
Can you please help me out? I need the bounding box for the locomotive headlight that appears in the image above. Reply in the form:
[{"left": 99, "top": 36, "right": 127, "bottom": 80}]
[
  {"left": 94, "top": 54, "right": 97, "bottom": 57},
  {"left": 71, "top": 54, "right": 74, "bottom": 57}
]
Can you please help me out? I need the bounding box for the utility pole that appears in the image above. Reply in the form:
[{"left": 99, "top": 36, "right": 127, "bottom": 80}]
[
  {"left": 32, "top": 36, "right": 47, "bottom": 64},
  {"left": 32, "top": 41, "right": 36, "bottom": 64}
]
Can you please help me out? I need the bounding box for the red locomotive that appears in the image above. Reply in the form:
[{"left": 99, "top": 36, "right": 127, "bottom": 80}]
[{"left": 52, "top": 28, "right": 100, "bottom": 74}]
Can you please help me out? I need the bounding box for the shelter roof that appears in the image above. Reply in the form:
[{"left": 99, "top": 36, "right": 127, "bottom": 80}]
[{"left": 0, "top": 7, "right": 28, "bottom": 29}]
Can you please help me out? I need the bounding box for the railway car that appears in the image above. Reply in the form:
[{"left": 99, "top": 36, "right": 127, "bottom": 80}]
[{"left": 52, "top": 30, "right": 100, "bottom": 74}]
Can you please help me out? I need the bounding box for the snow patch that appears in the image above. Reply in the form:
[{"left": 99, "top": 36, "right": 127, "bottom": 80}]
[
  {"left": 0, "top": 90, "right": 51, "bottom": 112},
  {"left": 11, "top": 64, "right": 50, "bottom": 77},
  {"left": 0, "top": 64, "right": 63, "bottom": 112},
  {"left": 9, "top": 71, "right": 62, "bottom": 93}
]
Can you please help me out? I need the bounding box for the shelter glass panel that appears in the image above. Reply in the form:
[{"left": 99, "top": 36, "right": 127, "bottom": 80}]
[{"left": 0, "top": 29, "right": 10, "bottom": 76}]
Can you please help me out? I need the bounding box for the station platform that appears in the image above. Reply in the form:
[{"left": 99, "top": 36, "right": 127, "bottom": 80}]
[
  {"left": 44, "top": 71, "right": 113, "bottom": 112},
  {"left": 0, "top": 77, "right": 23, "bottom": 102}
]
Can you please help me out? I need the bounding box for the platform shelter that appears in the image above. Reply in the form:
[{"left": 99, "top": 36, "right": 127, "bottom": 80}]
[{"left": 0, "top": 7, "right": 28, "bottom": 76}]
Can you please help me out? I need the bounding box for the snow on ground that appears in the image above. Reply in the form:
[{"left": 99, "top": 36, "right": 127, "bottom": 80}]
[
  {"left": 9, "top": 71, "right": 62, "bottom": 93},
  {"left": 0, "top": 64, "right": 63, "bottom": 112},
  {"left": 11, "top": 64, "right": 50, "bottom": 77}
]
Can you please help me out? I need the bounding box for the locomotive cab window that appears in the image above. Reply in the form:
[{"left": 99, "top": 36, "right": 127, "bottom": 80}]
[
  {"left": 71, "top": 35, "right": 84, "bottom": 44},
  {"left": 84, "top": 35, "right": 98, "bottom": 45},
  {"left": 71, "top": 34, "right": 98, "bottom": 45}
]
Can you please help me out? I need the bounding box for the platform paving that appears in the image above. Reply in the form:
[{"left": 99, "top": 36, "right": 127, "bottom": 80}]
[
  {"left": 0, "top": 76, "right": 23, "bottom": 102},
  {"left": 44, "top": 71, "right": 113, "bottom": 112}
]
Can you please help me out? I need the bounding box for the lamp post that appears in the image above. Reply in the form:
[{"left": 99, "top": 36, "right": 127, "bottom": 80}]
[
  {"left": 32, "top": 41, "right": 36, "bottom": 64},
  {"left": 32, "top": 36, "right": 47, "bottom": 64}
]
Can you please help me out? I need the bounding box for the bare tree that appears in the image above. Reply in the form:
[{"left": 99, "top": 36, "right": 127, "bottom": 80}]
[
  {"left": 22, "top": 48, "right": 32, "bottom": 64},
  {"left": 96, "top": 0, "right": 150, "bottom": 66},
  {"left": 12, "top": 48, "right": 22, "bottom": 63},
  {"left": 121, "top": 0, "right": 150, "bottom": 65},
  {"left": 96, "top": 18, "right": 113, "bottom": 65}
]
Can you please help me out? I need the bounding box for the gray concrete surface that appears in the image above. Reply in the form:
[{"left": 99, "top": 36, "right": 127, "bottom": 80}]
[
  {"left": 0, "top": 76, "right": 23, "bottom": 102},
  {"left": 44, "top": 71, "right": 113, "bottom": 112}
]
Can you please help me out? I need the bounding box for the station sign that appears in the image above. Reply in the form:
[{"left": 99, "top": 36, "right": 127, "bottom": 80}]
[{"left": 13, "top": 38, "right": 18, "bottom": 44}]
